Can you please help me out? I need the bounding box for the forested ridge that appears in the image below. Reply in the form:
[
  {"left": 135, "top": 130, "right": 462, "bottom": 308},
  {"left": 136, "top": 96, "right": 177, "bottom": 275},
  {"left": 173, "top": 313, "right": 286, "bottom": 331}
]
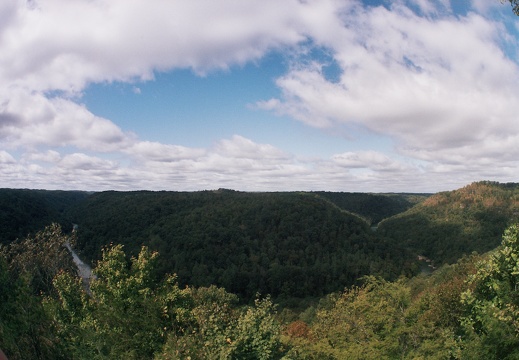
[
  {"left": 0, "top": 189, "right": 89, "bottom": 245},
  {"left": 66, "top": 190, "right": 419, "bottom": 303},
  {"left": 2, "top": 182, "right": 519, "bottom": 359},
  {"left": 379, "top": 181, "right": 519, "bottom": 264}
]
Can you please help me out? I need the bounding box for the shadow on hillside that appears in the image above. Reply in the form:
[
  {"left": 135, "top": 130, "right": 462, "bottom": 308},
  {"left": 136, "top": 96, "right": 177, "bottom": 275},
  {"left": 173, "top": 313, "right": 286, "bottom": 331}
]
[{"left": 379, "top": 213, "right": 470, "bottom": 265}]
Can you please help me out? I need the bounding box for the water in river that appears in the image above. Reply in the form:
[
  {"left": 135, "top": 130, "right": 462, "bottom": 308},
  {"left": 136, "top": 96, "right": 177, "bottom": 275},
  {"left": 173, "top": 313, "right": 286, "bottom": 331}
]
[{"left": 64, "top": 242, "right": 94, "bottom": 281}]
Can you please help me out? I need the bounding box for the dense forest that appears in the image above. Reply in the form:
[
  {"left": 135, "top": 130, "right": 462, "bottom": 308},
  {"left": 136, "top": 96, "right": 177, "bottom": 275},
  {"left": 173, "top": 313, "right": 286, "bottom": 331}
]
[
  {"left": 379, "top": 181, "right": 519, "bottom": 264},
  {"left": 2, "top": 182, "right": 519, "bottom": 359},
  {"left": 0, "top": 189, "right": 89, "bottom": 245},
  {"left": 312, "top": 191, "right": 428, "bottom": 225},
  {"left": 0, "top": 188, "right": 427, "bottom": 304},
  {"left": 66, "top": 190, "right": 420, "bottom": 304}
]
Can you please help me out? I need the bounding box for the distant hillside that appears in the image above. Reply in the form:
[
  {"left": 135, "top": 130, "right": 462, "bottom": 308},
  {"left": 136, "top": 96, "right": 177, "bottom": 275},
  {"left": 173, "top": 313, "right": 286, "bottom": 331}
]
[
  {"left": 0, "top": 189, "right": 89, "bottom": 244},
  {"left": 378, "top": 181, "right": 519, "bottom": 264},
  {"left": 313, "top": 192, "right": 429, "bottom": 225},
  {"left": 5, "top": 184, "right": 516, "bottom": 303},
  {"left": 68, "top": 190, "right": 418, "bottom": 303}
]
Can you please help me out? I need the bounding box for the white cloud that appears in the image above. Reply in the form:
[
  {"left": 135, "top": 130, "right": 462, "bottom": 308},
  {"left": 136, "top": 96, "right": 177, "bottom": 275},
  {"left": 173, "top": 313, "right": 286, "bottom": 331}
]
[
  {"left": 0, "top": 89, "right": 134, "bottom": 151},
  {"left": 0, "top": 0, "right": 332, "bottom": 93},
  {"left": 23, "top": 149, "right": 61, "bottom": 163},
  {"left": 0, "top": 0, "right": 518, "bottom": 192},
  {"left": 262, "top": 2, "right": 519, "bottom": 170},
  {"left": 332, "top": 151, "right": 408, "bottom": 172},
  {"left": 0, "top": 137, "right": 329, "bottom": 191},
  {"left": 0, "top": 151, "right": 16, "bottom": 164},
  {"left": 0, "top": 136, "right": 510, "bottom": 193},
  {"left": 0, "top": 0, "right": 348, "bottom": 191},
  {"left": 59, "top": 153, "right": 117, "bottom": 171},
  {"left": 470, "top": 0, "right": 503, "bottom": 15},
  {"left": 214, "top": 135, "right": 291, "bottom": 160},
  {"left": 127, "top": 141, "right": 206, "bottom": 163}
]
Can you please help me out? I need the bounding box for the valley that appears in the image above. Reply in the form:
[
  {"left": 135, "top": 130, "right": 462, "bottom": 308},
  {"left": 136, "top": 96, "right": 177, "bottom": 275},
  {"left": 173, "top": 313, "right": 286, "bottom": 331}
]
[{"left": 1, "top": 181, "right": 519, "bottom": 359}]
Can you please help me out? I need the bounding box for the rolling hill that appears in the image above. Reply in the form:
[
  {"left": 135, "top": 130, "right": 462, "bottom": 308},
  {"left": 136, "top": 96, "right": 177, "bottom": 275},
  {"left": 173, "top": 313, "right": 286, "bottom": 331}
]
[
  {"left": 378, "top": 181, "right": 519, "bottom": 264},
  {"left": 2, "top": 183, "right": 517, "bottom": 302},
  {"left": 66, "top": 190, "right": 418, "bottom": 303}
]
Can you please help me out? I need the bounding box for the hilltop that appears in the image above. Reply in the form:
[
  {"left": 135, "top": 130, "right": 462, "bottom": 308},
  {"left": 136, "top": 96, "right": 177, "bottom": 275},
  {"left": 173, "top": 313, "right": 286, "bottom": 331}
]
[{"left": 378, "top": 181, "right": 519, "bottom": 264}]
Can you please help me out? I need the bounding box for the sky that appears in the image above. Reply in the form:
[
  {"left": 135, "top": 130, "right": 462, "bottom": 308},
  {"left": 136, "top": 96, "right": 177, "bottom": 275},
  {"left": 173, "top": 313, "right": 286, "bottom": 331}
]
[{"left": 1, "top": 0, "right": 519, "bottom": 193}]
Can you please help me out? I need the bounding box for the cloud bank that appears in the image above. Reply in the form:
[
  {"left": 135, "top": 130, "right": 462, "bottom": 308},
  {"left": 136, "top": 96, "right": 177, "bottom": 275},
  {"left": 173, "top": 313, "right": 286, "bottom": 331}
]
[{"left": 0, "top": 0, "right": 518, "bottom": 192}]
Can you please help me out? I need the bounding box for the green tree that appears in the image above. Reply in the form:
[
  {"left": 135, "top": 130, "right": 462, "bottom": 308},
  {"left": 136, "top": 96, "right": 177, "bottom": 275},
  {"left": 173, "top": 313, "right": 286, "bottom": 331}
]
[
  {"left": 1, "top": 223, "right": 75, "bottom": 294},
  {"left": 45, "top": 244, "right": 191, "bottom": 360},
  {"left": 461, "top": 224, "right": 519, "bottom": 358},
  {"left": 157, "top": 285, "right": 239, "bottom": 359},
  {"left": 158, "top": 293, "right": 286, "bottom": 360},
  {"left": 225, "top": 296, "right": 286, "bottom": 360},
  {"left": 0, "top": 225, "right": 74, "bottom": 360},
  {"left": 291, "top": 277, "right": 460, "bottom": 359},
  {"left": 0, "top": 257, "right": 65, "bottom": 360}
]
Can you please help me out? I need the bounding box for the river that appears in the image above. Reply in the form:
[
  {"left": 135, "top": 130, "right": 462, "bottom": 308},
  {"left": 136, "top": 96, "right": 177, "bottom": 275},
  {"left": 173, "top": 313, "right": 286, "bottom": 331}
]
[{"left": 64, "top": 242, "right": 94, "bottom": 282}]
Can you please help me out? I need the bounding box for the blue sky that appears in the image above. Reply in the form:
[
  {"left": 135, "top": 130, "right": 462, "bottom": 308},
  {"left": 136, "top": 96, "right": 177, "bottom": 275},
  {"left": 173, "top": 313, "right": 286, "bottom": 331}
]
[{"left": 1, "top": 0, "right": 518, "bottom": 192}]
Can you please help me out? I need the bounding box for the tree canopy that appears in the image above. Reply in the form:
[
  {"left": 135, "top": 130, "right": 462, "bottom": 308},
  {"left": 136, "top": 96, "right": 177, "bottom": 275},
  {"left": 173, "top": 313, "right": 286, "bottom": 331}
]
[
  {"left": 379, "top": 182, "right": 519, "bottom": 265},
  {"left": 3, "top": 221, "right": 519, "bottom": 358},
  {"left": 4, "top": 185, "right": 519, "bottom": 358},
  {"left": 68, "top": 190, "right": 418, "bottom": 303}
]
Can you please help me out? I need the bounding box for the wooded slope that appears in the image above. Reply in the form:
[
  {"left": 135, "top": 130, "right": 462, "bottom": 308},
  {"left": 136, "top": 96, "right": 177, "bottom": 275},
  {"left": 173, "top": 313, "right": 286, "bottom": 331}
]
[
  {"left": 313, "top": 191, "right": 428, "bottom": 225},
  {"left": 378, "top": 181, "right": 519, "bottom": 264},
  {"left": 0, "top": 188, "right": 88, "bottom": 244},
  {"left": 4, "top": 183, "right": 518, "bottom": 302},
  {"left": 68, "top": 190, "right": 417, "bottom": 303}
]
